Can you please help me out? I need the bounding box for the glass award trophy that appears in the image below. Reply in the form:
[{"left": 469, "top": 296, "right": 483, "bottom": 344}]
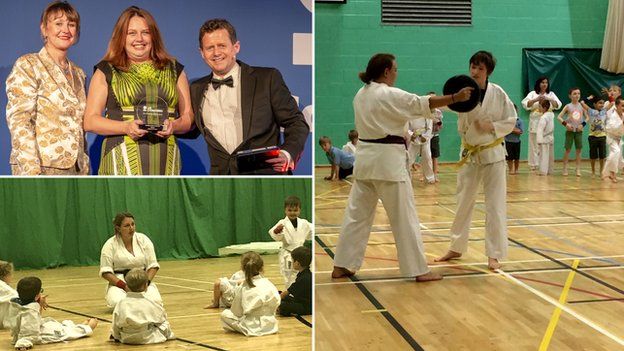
[{"left": 135, "top": 96, "right": 169, "bottom": 132}]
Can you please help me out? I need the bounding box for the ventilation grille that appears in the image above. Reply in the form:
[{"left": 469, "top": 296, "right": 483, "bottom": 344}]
[{"left": 382, "top": 0, "right": 472, "bottom": 26}]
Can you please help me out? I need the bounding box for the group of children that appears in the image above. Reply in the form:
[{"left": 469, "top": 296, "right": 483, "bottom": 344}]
[
  {"left": 518, "top": 83, "right": 623, "bottom": 179},
  {"left": 0, "top": 196, "right": 313, "bottom": 349}
]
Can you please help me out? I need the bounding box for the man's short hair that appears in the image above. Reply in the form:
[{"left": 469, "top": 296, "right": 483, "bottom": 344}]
[
  {"left": 469, "top": 50, "right": 496, "bottom": 75},
  {"left": 319, "top": 136, "right": 331, "bottom": 146},
  {"left": 198, "top": 18, "right": 237, "bottom": 48},
  {"left": 17, "top": 277, "right": 42, "bottom": 304},
  {"left": 125, "top": 269, "right": 149, "bottom": 292},
  {"left": 540, "top": 99, "right": 551, "bottom": 110},
  {"left": 291, "top": 246, "right": 311, "bottom": 268},
  {"left": 284, "top": 195, "right": 302, "bottom": 209}
]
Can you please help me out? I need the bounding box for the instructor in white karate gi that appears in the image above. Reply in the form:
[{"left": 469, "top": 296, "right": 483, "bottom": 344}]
[
  {"left": 435, "top": 51, "right": 517, "bottom": 270},
  {"left": 332, "top": 53, "right": 472, "bottom": 282},
  {"left": 100, "top": 212, "right": 162, "bottom": 308}
]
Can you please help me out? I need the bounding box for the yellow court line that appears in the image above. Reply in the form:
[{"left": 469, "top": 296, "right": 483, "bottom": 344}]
[
  {"left": 361, "top": 309, "right": 387, "bottom": 314},
  {"left": 538, "top": 259, "right": 580, "bottom": 351}
]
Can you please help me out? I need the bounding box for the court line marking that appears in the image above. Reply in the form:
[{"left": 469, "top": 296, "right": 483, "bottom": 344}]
[
  {"left": 314, "top": 254, "right": 624, "bottom": 274},
  {"left": 315, "top": 265, "right": 624, "bottom": 286},
  {"left": 568, "top": 298, "right": 624, "bottom": 304},
  {"left": 156, "top": 282, "right": 212, "bottom": 292},
  {"left": 362, "top": 309, "right": 388, "bottom": 313},
  {"left": 499, "top": 269, "right": 624, "bottom": 347},
  {"left": 509, "top": 238, "right": 624, "bottom": 297},
  {"left": 538, "top": 259, "right": 580, "bottom": 351},
  {"left": 314, "top": 213, "right": 624, "bottom": 230},
  {"left": 157, "top": 275, "right": 215, "bottom": 285},
  {"left": 315, "top": 218, "right": 624, "bottom": 237},
  {"left": 315, "top": 236, "right": 424, "bottom": 351}
]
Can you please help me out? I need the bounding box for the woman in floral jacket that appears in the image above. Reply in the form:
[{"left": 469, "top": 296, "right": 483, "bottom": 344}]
[{"left": 5, "top": 1, "right": 89, "bottom": 175}]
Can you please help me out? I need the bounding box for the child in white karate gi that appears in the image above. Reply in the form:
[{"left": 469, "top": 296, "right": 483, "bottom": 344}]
[
  {"left": 11, "top": 277, "right": 97, "bottom": 350},
  {"left": 220, "top": 252, "right": 280, "bottom": 336},
  {"left": 269, "top": 196, "right": 312, "bottom": 288},
  {"left": 342, "top": 129, "right": 359, "bottom": 155},
  {"left": 407, "top": 112, "right": 435, "bottom": 183},
  {"left": 205, "top": 262, "right": 246, "bottom": 308},
  {"left": 602, "top": 97, "right": 624, "bottom": 182},
  {"left": 111, "top": 269, "right": 174, "bottom": 344},
  {"left": 536, "top": 100, "right": 555, "bottom": 175},
  {"left": 0, "top": 261, "right": 18, "bottom": 329},
  {"left": 435, "top": 51, "right": 516, "bottom": 270}
]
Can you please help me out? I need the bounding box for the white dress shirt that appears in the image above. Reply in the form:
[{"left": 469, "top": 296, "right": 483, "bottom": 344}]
[{"left": 202, "top": 63, "right": 243, "bottom": 154}]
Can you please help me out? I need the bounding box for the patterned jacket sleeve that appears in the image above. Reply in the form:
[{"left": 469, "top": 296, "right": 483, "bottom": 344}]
[{"left": 5, "top": 56, "right": 40, "bottom": 175}]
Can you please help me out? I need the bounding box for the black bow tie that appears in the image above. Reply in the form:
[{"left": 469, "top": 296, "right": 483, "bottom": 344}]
[{"left": 211, "top": 76, "right": 234, "bottom": 89}]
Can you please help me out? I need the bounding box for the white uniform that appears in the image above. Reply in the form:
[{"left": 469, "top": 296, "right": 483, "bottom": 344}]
[
  {"left": 603, "top": 109, "right": 624, "bottom": 177},
  {"left": 268, "top": 217, "right": 312, "bottom": 288},
  {"left": 449, "top": 82, "right": 516, "bottom": 259},
  {"left": 100, "top": 233, "right": 162, "bottom": 308},
  {"left": 111, "top": 292, "right": 175, "bottom": 344},
  {"left": 11, "top": 301, "right": 93, "bottom": 349},
  {"left": 407, "top": 117, "right": 435, "bottom": 182},
  {"left": 536, "top": 112, "right": 555, "bottom": 175},
  {"left": 220, "top": 275, "right": 280, "bottom": 336},
  {"left": 0, "top": 280, "right": 18, "bottom": 329},
  {"left": 217, "top": 270, "right": 245, "bottom": 308},
  {"left": 334, "top": 82, "right": 433, "bottom": 277},
  {"left": 521, "top": 91, "right": 561, "bottom": 168},
  {"left": 342, "top": 141, "right": 357, "bottom": 155}
]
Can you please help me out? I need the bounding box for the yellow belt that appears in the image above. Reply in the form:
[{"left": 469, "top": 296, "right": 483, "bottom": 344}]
[{"left": 457, "top": 137, "right": 504, "bottom": 167}]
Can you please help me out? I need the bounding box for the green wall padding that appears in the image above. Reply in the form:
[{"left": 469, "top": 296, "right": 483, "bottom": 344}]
[
  {"left": 315, "top": 0, "right": 609, "bottom": 163},
  {"left": 0, "top": 178, "right": 311, "bottom": 270}
]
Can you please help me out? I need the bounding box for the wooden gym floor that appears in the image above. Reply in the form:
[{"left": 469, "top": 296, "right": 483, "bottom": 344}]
[
  {"left": 315, "top": 162, "right": 624, "bottom": 351},
  {"left": 0, "top": 254, "right": 311, "bottom": 351}
]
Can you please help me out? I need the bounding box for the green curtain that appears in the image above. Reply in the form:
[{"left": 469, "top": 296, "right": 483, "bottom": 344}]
[
  {"left": 0, "top": 178, "right": 311, "bottom": 270},
  {"left": 523, "top": 48, "right": 624, "bottom": 101}
]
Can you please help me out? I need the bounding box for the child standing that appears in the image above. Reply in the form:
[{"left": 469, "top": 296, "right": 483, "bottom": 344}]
[
  {"left": 536, "top": 100, "right": 555, "bottom": 175},
  {"left": 430, "top": 92, "right": 444, "bottom": 181},
  {"left": 0, "top": 261, "right": 18, "bottom": 329},
  {"left": 269, "top": 196, "right": 312, "bottom": 288},
  {"left": 581, "top": 95, "right": 608, "bottom": 177},
  {"left": 11, "top": 277, "right": 97, "bottom": 350},
  {"left": 557, "top": 87, "right": 588, "bottom": 176},
  {"left": 278, "top": 246, "right": 312, "bottom": 317},
  {"left": 319, "top": 136, "right": 355, "bottom": 180},
  {"left": 505, "top": 114, "right": 524, "bottom": 175},
  {"left": 342, "top": 129, "right": 359, "bottom": 155},
  {"left": 111, "top": 269, "right": 174, "bottom": 344},
  {"left": 220, "top": 252, "right": 280, "bottom": 336},
  {"left": 603, "top": 97, "right": 624, "bottom": 182},
  {"left": 407, "top": 114, "right": 435, "bottom": 183}
]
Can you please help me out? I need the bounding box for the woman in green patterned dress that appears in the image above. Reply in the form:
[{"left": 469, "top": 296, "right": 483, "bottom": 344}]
[{"left": 84, "top": 6, "right": 193, "bottom": 175}]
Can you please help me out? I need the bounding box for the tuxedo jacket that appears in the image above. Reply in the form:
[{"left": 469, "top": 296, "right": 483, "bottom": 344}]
[{"left": 190, "top": 61, "right": 309, "bottom": 175}]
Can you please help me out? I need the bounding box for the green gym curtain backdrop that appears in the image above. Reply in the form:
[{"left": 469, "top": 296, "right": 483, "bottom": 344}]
[
  {"left": 523, "top": 48, "right": 624, "bottom": 102},
  {"left": 0, "top": 178, "right": 311, "bottom": 270}
]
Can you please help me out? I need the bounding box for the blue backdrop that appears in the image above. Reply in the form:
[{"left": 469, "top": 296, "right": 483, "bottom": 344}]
[{"left": 0, "top": 0, "right": 312, "bottom": 175}]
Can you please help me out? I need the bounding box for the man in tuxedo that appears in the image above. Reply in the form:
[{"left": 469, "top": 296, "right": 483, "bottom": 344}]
[{"left": 190, "top": 18, "right": 309, "bottom": 175}]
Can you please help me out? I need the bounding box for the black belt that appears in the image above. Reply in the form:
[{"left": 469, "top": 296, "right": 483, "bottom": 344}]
[
  {"left": 360, "top": 135, "right": 407, "bottom": 149},
  {"left": 114, "top": 269, "right": 132, "bottom": 276}
]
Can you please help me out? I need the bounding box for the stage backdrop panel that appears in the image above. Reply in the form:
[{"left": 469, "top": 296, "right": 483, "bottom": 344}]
[
  {"left": 0, "top": 0, "right": 312, "bottom": 175},
  {"left": 0, "top": 178, "right": 312, "bottom": 269}
]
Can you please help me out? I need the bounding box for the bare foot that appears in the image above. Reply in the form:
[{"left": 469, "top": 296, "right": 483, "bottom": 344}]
[
  {"left": 204, "top": 303, "right": 219, "bottom": 309},
  {"left": 434, "top": 251, "right": 462, "bottom": 262},
  {"left": 331, "top": 266, "right": 355, "bottom": 278},
  {"left": 415, "top": 271, "right": 443, "bottom": 282},
  {"left": 488, "top": 258, "right": 501, "bottom": 270},
  {"left": 86, "top": 318, "right": 98, "bottom": 330}
]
